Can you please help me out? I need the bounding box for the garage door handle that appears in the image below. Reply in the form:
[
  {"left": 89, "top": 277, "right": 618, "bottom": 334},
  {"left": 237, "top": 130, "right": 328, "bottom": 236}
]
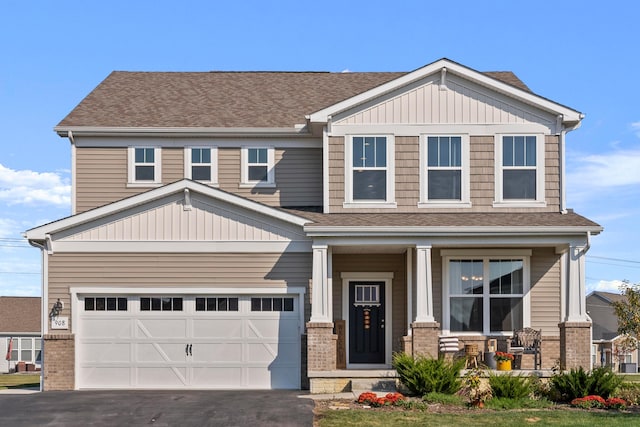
[
  {"left": 189, "top": 344, "right": 192, "bottom": 356},
  {"left": 185, "top": 344, "right": 189, "bottom": 356}
]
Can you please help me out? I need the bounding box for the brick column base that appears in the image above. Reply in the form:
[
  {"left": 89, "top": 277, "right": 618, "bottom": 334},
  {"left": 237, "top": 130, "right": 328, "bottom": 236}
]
[
  {"left": 408, "top": 322, "right": 440, "bottom": 358},
  {"left": 559, "top": 322, "right": 592, "bottom": 370},
  {"left": 43, "top": 334, "right": 75, "bottom": 391},
  {"left": 306, "top": 322, "right": 337, "bottom": 371}
]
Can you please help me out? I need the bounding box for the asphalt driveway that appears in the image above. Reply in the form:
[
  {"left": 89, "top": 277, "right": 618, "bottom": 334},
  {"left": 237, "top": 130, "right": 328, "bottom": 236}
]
[{"left": 0, "top": 390, "right": 315, "bottom": 427}]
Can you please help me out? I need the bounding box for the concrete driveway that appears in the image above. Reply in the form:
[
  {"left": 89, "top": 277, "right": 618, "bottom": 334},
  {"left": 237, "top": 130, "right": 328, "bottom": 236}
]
[{"left": 0, "top": 390, "right": 315, "bottom": 426}]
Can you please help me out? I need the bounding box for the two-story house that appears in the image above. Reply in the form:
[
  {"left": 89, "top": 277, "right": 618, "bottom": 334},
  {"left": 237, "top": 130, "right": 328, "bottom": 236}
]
[{"left": 26, "top": 58, "right": 601, "bottom": 392}]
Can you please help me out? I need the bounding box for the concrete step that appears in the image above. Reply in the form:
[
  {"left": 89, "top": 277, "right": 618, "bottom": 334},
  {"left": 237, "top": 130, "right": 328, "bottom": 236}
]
[{"left": 350, "top": 378, "right": 398, "bottom": 392}]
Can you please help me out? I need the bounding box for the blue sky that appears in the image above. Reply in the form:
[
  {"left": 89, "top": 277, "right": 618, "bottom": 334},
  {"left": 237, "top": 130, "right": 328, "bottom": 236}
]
[{"left": 1, "top": 0, "right": 639, "bottom": 296}]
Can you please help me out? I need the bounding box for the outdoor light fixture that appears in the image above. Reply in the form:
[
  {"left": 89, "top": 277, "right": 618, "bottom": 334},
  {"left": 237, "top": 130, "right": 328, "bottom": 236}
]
[{"left": 50, "top": 298, "right": 64, "bottom": 318}]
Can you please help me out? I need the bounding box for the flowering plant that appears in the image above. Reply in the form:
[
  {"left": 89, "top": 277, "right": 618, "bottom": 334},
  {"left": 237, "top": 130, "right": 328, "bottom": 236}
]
[
  {"left": 494, "top": 351, "right": 514, "bottom": 362},
  {"left": 459, "top": 369, "right": 491, "bottom": 407},
  {"left": 571, "top": 395, "right": 606, "bottom": 409},
  {"left": 357, "top": 392, "right": 405, "bottom": 407},
  {"left": 605, "top": 397, "right": 628, "bottom": 410}
]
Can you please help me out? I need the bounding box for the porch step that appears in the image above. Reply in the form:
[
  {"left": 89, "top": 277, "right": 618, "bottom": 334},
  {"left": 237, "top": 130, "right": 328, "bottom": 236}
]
[{"left": 351, "top": 378, "right": 398, "bottom": 392}]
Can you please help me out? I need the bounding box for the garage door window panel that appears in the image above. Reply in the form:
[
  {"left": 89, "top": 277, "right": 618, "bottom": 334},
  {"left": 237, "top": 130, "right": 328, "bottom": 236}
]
[{"left": 140, "top": 297, "right": 183, "bottom": 311}]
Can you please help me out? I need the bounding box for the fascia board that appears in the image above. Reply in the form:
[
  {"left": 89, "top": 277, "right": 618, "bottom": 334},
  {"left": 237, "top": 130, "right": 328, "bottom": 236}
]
[
  {"left": 303, "top": 225, "right": 603, "bottom": 236},
  {"left": 308, "top": 59, "right": 582, "bottom": 124},
  {"left": 54, "top": 126, "right": 311, "bottom": 138},
  {"left": 26, "top": 180, "right": 310, "bottom": 240}
]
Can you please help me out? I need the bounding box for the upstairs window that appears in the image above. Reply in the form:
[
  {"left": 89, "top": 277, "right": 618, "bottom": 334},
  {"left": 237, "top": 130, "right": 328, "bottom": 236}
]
[
  {"left": 241, "top": 147, "right": 275, "bottom": 187},
  {"left": 345, "top": 136, "right": 395, "bottom": 207},
  {"left": 186, "top": 147, "right": 217, "bottom": 184},
  {"left": 495, "top": 135, "right": 545, "bottom": 206},
  {"left": 420, "top": 135, "right": 470, "bottom": 207},
  {"left": 128, "top": 147, "right": 161, "bottom": 185}
]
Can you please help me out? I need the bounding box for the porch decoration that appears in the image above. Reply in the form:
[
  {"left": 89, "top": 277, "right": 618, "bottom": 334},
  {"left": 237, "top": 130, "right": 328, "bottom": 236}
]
[{"left": 494, "top": 352, "right": 514, "bottom": 371}]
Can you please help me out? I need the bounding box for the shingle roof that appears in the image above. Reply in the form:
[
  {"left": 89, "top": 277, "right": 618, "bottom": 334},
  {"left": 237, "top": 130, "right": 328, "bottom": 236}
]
[
  {"left": 57, "top": 70, "right": 531, "bottom": 129},
  {"left": 288, "top": 210, "right": 601, "bottom": 229},
  {"left": 0, "top": 297, "right": 41, "bottom": 334}
]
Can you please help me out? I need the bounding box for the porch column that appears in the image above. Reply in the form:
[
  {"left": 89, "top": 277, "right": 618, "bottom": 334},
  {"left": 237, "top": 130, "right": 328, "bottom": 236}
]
[
  {"left": 411, "top": 245, "right": 440, "bottom": 358},
  {"left": 565, "top": 244, "right": 588, "bottom": 322},
  {"left": 415, "top": 245, "right": 435, "bottom": 322},
  {"left": 559, "top": 244, "right": 592, "bottom": 369},
  {"left": 310, "top": 244, "right": 330, "bottom": 322}
]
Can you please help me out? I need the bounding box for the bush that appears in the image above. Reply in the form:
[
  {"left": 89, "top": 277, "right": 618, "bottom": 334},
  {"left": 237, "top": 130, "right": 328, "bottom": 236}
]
[
  {"left": 550, "top": 367, "right": 622, "bottom": 402},
  {"left": 393, "top": 352, "right": 464, "bottom": 396},
  {"left": 488, "top": 373, "right": 533, "bottom": 399},
  {"left": 614, "top": 383, "right": 640, "bottom": 405}
]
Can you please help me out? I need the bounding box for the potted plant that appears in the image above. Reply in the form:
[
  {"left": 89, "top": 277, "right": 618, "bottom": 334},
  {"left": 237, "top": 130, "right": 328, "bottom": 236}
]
[{"left": 494, "top": 352, "right": 514, "bottom": 370}]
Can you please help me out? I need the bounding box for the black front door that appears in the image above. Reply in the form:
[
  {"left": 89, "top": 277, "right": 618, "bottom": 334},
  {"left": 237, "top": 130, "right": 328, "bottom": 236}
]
[{"left": 349, "top": 281, "right": 385, "bottom": 364}]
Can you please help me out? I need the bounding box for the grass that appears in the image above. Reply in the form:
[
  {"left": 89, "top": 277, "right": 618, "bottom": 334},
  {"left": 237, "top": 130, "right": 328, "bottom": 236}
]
[
  {"left": 317, "top": 408, "right": 638, "bottom": 427},
  {"left": 620, "top": 373, "right": 640, "bottom": 383},
  {"left": 0, "top": 374, "right": 40, "bottom": 389}
]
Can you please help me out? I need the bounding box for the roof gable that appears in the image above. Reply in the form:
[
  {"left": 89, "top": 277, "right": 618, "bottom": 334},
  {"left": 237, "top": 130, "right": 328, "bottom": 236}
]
[{"left": 26, "top": 180, "right": 310, "bottom": 242}]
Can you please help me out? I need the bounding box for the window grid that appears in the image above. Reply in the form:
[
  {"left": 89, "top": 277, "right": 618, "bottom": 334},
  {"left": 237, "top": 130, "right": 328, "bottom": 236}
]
[
  {"left": 426, "top": 136, "right": 462, "bottom": 200},
  {"left": 190, "top": 148, "right": 212, "bottom": 181},
  {"left": 247, "top": 148, "right": 269, "bottom": 182},
  {"left": 251, "top": 297, "right": 294, "bottom": 312},
  {"left": 134, "top": 147, "right": 156, "bottom": 181},
  {"left": 195, "top": 297, "right": 239, "bottom": 312},
  {"left": 501, "top": 136, "right": 537, "bottom": 200},
  {"left": 84, "top": 297, "right": 128, "bottom": 311},
  {"left": 352, "top": 136, "right": 388, "bottom": 201},
  {"left": 140, "top": 297, "right": 183, "bottom": 311}
]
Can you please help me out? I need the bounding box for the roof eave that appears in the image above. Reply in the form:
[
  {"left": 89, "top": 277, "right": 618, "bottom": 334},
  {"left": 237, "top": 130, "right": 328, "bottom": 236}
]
[
  {"left": 54, "top": 126, "right": 312, "bottom": 138},
  {"left": 303, "top": 225, "right": 603, "bottom": 237}
]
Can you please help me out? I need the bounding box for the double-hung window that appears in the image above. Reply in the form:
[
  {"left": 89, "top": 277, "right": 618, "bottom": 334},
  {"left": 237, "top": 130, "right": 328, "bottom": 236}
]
[
  {"left": 345, "top": 136, "right": 395, "bottom": 207},
  {"left": 495, "top": 135, "right": 545, "bottom": 206},
  {"left": 420, "top": 135, "right": 470, "bottom": 207},
  {"left": 241, "top": 147, "right": 275, "bottom": 187},
  {"left": 128, "top": 147, "right": 161, "bottom": 185},
  {"left": 443, "top": 250, "right": 530, "bottom": 335},
  {"left": 185, "top": 147, "right": 217, "bottom": 184}
]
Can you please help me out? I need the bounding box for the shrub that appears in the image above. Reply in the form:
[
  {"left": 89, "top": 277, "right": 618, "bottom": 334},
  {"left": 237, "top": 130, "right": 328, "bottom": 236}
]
[
  {"left": 393, "top": 352, "right": 464, "bottom": 396},
  {"left": 357, "top": 392, "right": 406, "bottom": 407},
  {"left": 605, "top": 397, "right": 628, "bottom": 410},
  {"left": 550, "top": 367, "right": 622, "bottom": 402},
  {"left": 614, "top": 383, "right": 640, "bottom": 405},
  {"left": 570, "top": 395, "right": 606, "bottom": 409},
  {"left": 488, "top": 373, "right": 532, "bottom": 399}
]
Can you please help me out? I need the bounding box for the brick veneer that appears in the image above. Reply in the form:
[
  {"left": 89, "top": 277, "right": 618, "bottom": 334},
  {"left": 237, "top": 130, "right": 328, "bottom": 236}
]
[
  {"left": 43, "top": 334, "right": 75, "bottom": 391},
  {"left": 409, "top": 322, "right": 440, "bottom": 358},
  {"left": 559, "top": 321, "right": 592, "bottom": 369},
  {"left": 306, "top": 322, "right": 336, "bottom": 371}
]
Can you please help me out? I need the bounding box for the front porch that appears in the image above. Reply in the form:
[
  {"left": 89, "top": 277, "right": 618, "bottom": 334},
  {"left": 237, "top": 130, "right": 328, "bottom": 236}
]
[{"left": 305, "top": 241, "right": 592, "bottom": 393}]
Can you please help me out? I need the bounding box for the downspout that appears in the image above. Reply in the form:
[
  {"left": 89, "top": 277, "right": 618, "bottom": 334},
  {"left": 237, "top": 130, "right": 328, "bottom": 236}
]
[{"left": 26, "top": 238, "right": 46, "bottom": 392}]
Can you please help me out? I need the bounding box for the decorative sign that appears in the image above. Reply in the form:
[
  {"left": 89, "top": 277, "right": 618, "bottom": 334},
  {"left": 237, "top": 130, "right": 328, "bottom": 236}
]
[{"left": 51, "top": 316, "right": 69, "bottom": 330}]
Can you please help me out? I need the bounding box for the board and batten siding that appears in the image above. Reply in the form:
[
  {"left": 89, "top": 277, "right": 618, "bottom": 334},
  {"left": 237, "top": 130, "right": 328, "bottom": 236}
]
[
  {"left": 331, "top": 253, "right": 407, "bottom": 354},
  {"left": 329, "top": 135, "right": 560, "bottom": 213},
  {"left": 59, "top": 193, "right": 306, "bottom": 242},
  {"left": 48, "top": 252, "right": 313, "bottom": 331},
  {"left": 75, "top": 147, "right": 322, "bottom": 214},
  {"left": 334, "top": 74, "right": 555, "bottom": 127}
]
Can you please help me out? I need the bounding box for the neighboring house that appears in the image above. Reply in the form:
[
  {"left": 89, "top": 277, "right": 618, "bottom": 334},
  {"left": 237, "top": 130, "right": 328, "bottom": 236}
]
[
  {"left": 0, "top": 297, "right": 42, "bottom": 373},
  {"left": 25, "top": 58, "right": 602, "bottom": 392},
  {"left": 587, "top": 291, "right": 638, "bottom": 372}
]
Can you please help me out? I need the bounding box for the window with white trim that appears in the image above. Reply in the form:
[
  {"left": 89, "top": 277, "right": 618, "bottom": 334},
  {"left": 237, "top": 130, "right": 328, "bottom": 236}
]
[
  {"left": 420, "top": 135, "right": 470, "bottom": 206},
  {"left": 345, "top": 136, "right": 395, "bottom": 206},
  {"left": 6, "top": 337, "right": 41, "bottom": 363},
  {"left": 128, "top": 147, "right": 161, "bottom": 185},
  {"left": 241, "top": 147, "right": 275, "bottom": 187},
  {"left": 444, "top": 253, "right": 529, "bottom": 334},
  {"left": 495, "top": 135, "right": 545, "bottom": 205},
  {"left": 185, "top": 147, "right": 217, "bottom": 184}
]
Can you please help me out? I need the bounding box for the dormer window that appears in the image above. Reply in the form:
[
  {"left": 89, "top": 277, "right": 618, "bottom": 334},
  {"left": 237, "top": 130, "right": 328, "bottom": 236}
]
[
  {"left": 344, "top": 136, "right": 396, "bottom": 208},
  {"left": 240, "top": 146, "right": 275, "bottom": 187},
  {"left": 128, "top": 147, "right": 161, "bottom": 186},
  {"left": 494, "top": 135, "right": 546, "bottom": 207}
]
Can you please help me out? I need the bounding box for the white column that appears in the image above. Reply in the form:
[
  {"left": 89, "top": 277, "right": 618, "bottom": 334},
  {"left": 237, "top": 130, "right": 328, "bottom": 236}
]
[
  {"left": 310, "top": 244, "right": 331, "bottom": 322},
  {"left": 415, "top": 245, "right": 435, "bottom": 322},
  {"left": 566, "top": 244, "right": 588, "bottom": 322}
]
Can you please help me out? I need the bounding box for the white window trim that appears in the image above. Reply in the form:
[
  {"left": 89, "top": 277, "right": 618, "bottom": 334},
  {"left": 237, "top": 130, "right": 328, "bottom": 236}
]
[
  {"left": 240, "top": 146, "right": 276, "bottom": 188},
  {"left": 341, "top": 272, "right": 393, "bottom": 368},
  {"left": 441, "top": 249, "right": 531, "bottom": 336},
  {"left": 493, "top": 134, "right": 546, "bottom": 207},
  {"left": 127, "top": 146, "right": 162, "bottom": 187},
  {"left": 418, "top": 134, "right": 471, "bottom": 208},
  {"left": 184, "top": 147, "right": 218, "bottom": 185},
  {"left": 343, "top": 135, "right": 396, "bottom": 208}
]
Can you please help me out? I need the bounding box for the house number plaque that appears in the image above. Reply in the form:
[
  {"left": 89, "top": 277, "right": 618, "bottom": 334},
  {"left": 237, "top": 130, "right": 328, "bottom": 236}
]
[{"left": 51, "top": 316, "right": 69, "bottom": 330}]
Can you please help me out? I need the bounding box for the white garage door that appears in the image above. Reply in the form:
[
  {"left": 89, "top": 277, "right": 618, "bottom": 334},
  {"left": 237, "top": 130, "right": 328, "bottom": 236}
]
[{"left": 77, "top": 294, "right": 301, "bottom": 389}]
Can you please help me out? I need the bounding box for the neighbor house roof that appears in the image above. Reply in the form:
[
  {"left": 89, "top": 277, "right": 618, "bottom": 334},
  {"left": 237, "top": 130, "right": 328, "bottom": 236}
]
[
  {"left": 590, "top": 291, "right": 627, "bottom": 304},
  {"left": 55, "top": 68, "right": 531, "bottom": 130},
  {"left": 0, "top": 297, "right": 41, "bottom": 334}
]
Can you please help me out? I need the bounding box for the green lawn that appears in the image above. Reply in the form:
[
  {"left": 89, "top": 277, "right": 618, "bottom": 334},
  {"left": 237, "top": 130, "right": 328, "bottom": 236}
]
[
  {"left": 0, "top": 374, "right": 40, "bottom": 389},
  {"left": 316, "top": 408, "right": 638, "bottom": 427},
  {"left": 620, "top": 373, "right": 640, "bottom": 383}
]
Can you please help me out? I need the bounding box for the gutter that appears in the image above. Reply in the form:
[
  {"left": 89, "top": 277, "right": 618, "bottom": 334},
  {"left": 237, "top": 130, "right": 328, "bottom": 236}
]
[
  {"left": 304, "top": 225, "right": 603, "bottom": 237},
  {"left": 54, "top": 126, "right": 313, "bottom": 138}
]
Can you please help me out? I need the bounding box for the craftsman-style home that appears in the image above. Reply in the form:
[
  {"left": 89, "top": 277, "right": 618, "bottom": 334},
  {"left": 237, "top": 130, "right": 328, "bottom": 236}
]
[{"left": 26, "top": 58, "right": 601, "bottom": 392}]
